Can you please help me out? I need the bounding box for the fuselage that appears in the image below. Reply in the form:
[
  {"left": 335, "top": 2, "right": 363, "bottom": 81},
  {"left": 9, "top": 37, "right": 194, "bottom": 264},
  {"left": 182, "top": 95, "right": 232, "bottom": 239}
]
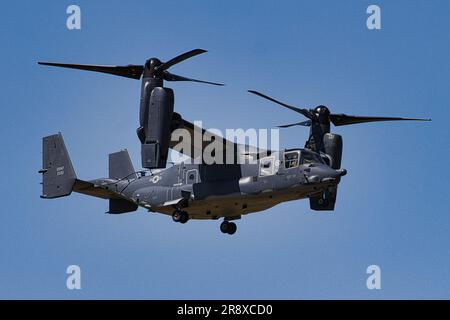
[{"left": 86, "top": 148, "right": 344, "bottom": 220}]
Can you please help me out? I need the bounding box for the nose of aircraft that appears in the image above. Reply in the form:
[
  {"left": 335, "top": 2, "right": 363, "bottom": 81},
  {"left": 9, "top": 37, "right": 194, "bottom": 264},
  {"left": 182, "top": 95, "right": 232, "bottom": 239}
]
[{"left": 305, "top": 165, "right": 347, "bottom": 183}]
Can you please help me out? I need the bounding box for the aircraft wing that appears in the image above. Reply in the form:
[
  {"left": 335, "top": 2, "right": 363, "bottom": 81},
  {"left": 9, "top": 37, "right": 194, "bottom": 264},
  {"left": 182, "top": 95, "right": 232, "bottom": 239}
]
[{"left": 169, "top": 114, "right": 271, "bottom": 163}]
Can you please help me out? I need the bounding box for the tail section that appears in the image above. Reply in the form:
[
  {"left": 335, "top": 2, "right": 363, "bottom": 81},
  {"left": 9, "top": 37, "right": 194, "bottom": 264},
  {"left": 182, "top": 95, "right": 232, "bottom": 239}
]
[
  {"left": 109, "top": 150, "right": 137, "bottom": 180},
  {"left": 40, "top": 133, "right": 76, "bottom": 198},
  {"left": 40, "top": 134, "right": 139, "bottom": 214},
  {"left": 108, "top": 150, "right": 138, "bottom": 214}
]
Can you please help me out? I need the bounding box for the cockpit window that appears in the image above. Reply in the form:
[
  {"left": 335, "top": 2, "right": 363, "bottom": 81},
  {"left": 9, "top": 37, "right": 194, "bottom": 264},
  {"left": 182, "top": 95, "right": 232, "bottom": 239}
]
[
  {"left": 284, "top": 151, "right": 300, "bottom": 168},
  {"left": 300, "top": 150, "right": 324, "bottom": 164}
]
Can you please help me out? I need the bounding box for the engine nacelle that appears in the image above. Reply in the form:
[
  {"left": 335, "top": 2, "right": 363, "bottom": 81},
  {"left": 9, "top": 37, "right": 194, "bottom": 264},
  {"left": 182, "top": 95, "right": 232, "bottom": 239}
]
[
  {"left": 141, "top": 87, "right": 174, "bottom": 168},
  {"left": 322, "top": 133, "right": 343, "bottom": 169}
]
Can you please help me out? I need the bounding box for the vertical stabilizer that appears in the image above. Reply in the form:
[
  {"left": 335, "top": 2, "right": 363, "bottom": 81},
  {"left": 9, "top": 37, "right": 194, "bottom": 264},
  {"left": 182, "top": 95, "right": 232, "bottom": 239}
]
[
  {"left": 109, "top": 150, "right": 137, "bottom": 180},
  {"left": 40, "top": 133, "right": 76, "bottom": 198}
]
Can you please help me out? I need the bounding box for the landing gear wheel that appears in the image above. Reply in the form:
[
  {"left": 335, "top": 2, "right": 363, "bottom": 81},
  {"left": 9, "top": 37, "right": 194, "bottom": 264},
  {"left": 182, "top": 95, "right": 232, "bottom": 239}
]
[
  {"left": 227, "top": 222, "right": 237, "bottom": 235},
  {"left": 172, "top": 210, "right": 182, "bottom": 223},
  {"left": 172, "top": 210, "right": 189, "bottom": 223},
  {"left": 179, "top": 212, "right": 189, "bottom": 224},
  {"left": 220, "top": 221, "right": 229, "bottom": 233},
  {"left": 220, "top": 221, "right": 237, "bottom": 235}
]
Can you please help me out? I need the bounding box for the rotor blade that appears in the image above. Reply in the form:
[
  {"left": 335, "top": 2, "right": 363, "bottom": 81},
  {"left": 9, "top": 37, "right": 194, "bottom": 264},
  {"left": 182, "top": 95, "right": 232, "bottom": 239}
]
[
  {"left": 37, "top": 62, "right": 144, "bottom": 79},
  {"left": 329, "top": 114, "right": 431, "bottom": 126},
  {"left": 278, "top": 120, "right": 312, "bottom": 128},
  {"left": 163, "top": 71, "right": 224, "bottom": 86},
  {"left": 157, "top": 49, "right": 208, "bottom": 72},
  {"left": 247, "top": 90, "right": 313, "bottom": 119}
]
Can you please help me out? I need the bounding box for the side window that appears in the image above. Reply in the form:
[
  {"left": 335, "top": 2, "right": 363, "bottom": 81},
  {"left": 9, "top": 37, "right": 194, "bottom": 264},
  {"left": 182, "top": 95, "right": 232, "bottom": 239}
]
[
  {"left": 300, "top": 151, "right": 324, "bottom": 165},
  {"left": 284, "top": 151, "right": 300, "bottom": 169},
  {"left": 186, "top": 169, "right": 198, "bottom": 184},
  {"left": 259, "top": 157, "right": 274, "bottom": 176}
]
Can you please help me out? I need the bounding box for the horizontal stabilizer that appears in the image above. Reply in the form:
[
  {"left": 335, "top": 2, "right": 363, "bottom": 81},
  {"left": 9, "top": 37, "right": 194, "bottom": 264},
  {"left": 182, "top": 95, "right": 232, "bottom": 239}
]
[{"left": 73, "top": 180, "right": 119, "bottom": 199}]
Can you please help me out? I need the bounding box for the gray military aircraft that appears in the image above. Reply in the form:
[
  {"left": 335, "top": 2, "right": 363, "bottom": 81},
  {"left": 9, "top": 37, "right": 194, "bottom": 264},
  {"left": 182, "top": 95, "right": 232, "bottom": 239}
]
[{"left": 38, "top": 50, "right": 430, "bottom": 235}]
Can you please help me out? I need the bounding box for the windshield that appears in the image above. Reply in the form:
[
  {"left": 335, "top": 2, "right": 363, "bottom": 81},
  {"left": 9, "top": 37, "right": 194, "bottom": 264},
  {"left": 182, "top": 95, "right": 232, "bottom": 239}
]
[
  {"left": 284, "top": 151, "right": 300, "bottom": 168},
  {"left": 301, "top": 150, "right": 324, "bottom": 164}
]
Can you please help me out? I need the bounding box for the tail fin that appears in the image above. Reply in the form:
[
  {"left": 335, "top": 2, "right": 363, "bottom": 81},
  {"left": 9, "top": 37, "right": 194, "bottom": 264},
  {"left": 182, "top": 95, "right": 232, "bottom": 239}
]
[
  {"left": 40, "top": 133, "right": 76, "bottom": 198},
  {"left": 109, "top": 150, "right": 137, "bottom": 180},
  {"left": 108, "top": 150, "right": 138, "bottom": 214}
]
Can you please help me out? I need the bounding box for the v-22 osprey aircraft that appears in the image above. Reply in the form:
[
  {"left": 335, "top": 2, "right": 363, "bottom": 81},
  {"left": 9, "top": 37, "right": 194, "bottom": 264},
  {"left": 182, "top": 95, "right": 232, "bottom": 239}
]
[{"left": 38, "top": 49, "right": 430, "bottom": 235}]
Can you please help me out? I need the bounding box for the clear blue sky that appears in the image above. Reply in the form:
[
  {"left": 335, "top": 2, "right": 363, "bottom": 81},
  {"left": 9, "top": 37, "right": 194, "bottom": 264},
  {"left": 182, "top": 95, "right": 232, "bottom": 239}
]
[{"left": 0, "top": 0, "right": 449, "bottom": 299}]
